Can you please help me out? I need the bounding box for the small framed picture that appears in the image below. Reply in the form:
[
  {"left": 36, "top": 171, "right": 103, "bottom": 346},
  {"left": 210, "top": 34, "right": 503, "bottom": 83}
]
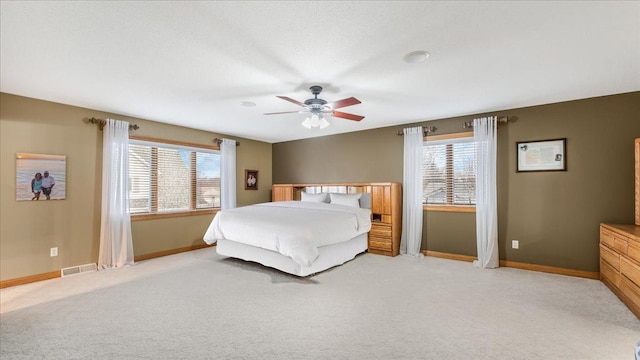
[
  {"left": 16, "top": 153, "right": 67, "bottom": 201},
  {"left": 245, "top": 169, "right": 258, "bottom": 190},
  {"left": 516, "top": 138, "right": 567, "bottom": 172}
]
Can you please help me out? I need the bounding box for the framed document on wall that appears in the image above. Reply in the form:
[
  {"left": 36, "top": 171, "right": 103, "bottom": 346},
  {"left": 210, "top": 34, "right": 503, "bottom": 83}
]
[{"left": 516, "top": 138, "right": 566, "bottom": 172}]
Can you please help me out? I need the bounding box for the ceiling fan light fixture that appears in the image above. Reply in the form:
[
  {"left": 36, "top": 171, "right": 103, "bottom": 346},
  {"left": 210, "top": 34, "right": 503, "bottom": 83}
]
[
  {"left": 319, "top": 116, "right": 330, "bottom": 129},
  {"left": 310, "top": 113, "right": 321, "bottom": 128},
  {"left": 301, "top": 113, "right": 330, "bottom": 130},
  {"left": 403, "top": 50, "right": 430, "bottom": 63},
  {"left": 301, "top": 117, "right": 313, "bottom": 129}
]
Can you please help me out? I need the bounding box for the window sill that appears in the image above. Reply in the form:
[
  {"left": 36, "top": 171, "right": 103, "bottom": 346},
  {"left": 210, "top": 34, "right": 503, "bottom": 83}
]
[
  {"left": 423, "top": 205, "right": 476, "bottom": 213},
  {"left": 131, "top": 209, "right": 219, "bottom": 221}
]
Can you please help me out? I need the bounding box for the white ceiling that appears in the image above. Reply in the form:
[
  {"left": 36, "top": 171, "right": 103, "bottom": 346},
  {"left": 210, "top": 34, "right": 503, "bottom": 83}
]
[{"left": 1, "top": 1, "right": 639, "bottom": 143}]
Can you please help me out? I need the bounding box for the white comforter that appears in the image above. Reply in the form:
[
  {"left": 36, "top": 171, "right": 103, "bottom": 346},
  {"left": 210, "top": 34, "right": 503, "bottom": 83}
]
[{"left": 203, "top": 201, "right": 371, "bottom": 266}]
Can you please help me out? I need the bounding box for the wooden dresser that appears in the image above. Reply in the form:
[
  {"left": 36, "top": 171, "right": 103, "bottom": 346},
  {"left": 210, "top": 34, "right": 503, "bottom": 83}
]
[
  {"left": 636, "top": 138, "right": 639, "bottom": 226},
  {"left": 272, "top": 182, "right": 402, "bottom": 256},
  {"left": 600, "top": 224, "right": 640, "bottom": 318},
  {"left": 600, "top": 139, "right": 640, "bottom": 318}
]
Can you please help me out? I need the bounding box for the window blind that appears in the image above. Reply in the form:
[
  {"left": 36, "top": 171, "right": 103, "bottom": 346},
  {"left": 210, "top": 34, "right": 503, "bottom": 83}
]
[
  {"left": 128, "top": 140, "right": 220, "bottom": 215},
  {"left": 129, "top": 143, "right": 152, "bottom": 214},
  {"left": 423, "top": 136, "right": 477, "bottom": 206}
]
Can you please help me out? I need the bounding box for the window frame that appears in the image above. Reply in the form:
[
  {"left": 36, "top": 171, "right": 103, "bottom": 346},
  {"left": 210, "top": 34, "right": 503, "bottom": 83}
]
[
  {"left": 422, "top": 131, "right": 476, "bottom": 213},
  {"left": 129, "top": 136, "right": 220, "bottom": 221}
]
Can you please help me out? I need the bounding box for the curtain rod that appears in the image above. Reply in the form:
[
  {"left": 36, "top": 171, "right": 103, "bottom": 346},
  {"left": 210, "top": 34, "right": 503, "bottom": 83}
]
[
  {"left": 396, "top": 126, "right": 437, "bottom": 137},
  {"left": 462, "top": 116, "right": 516, "bottom": 129},
  {"left": 213, "top": 138, "right": 240, "bottom": 147},
  {"left": 84, "top": 117, "right": 139, "bottom": 131}
]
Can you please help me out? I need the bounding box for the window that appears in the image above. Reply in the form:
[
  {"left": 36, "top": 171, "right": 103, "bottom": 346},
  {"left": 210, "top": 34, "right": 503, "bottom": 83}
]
[
  {"left": 129, "top": 137, "right": 220, "bottom": 218},
  {"left": 423, "top": 132, "right": 476, "bottom": 210}
]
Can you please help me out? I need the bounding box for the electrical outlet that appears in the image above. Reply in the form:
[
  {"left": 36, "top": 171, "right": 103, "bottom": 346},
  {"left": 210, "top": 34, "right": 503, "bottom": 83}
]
[
  {"left": 512, "top": 240, "right": 519, "bottom": 249},
  {"left": 50, "top": 247, "right": 58, "bottom": 257}
]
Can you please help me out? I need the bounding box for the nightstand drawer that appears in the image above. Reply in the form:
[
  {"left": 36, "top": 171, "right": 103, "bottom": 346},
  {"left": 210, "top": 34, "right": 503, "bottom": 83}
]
[
  {"left": 370, "top": 225, "right": 392, "bottom": 237},
  {"left": 369, "top": 236, "right": 392, "bottom": 251}
]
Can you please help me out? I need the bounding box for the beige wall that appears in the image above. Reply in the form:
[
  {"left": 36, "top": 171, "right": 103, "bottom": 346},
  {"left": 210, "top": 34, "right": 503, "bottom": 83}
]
[
  {"left": 0, "top": 93, "right": 272, "bottom": 281},
  {"left": 3, "top": 91, "right": 637, "bottom": 280},
  {"left": 273, "top": 92, "right": 640, "bottom": 272}
]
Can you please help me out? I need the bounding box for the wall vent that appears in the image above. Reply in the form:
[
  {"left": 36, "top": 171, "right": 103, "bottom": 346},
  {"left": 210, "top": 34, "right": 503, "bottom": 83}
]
[{"left": 61, "top": 263, "right": 97, "bottom": 277}]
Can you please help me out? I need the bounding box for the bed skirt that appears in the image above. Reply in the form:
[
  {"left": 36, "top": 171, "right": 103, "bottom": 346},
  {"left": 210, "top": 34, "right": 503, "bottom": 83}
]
[{"left": 216, "top": 233, "right": 368, "bottom": 277}]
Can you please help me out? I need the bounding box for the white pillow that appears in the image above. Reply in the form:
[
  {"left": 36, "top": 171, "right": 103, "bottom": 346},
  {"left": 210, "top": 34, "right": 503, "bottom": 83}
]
[
  {"left": 300, "top": 191, "right": 328, "bottom": 203},
  {"left": 330, "top": 193, "right": 362, "bottom": 208}
]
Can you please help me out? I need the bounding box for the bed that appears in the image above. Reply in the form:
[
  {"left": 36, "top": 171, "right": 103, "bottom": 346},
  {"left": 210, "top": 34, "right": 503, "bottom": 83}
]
[{"left": 203, "top": 193, "right": 372, "bottom": 276}]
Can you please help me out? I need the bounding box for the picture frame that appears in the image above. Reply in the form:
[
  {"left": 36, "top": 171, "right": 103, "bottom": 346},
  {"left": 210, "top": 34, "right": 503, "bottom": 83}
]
[
  {"left": 516, "top": 138, "right": 566, "bottom": 172},
  {"left": 244, "top": 169, "right": 258, "bottom": 190},
  {"left": 16, "top": 153, "right": 67, "bottom": 201}
]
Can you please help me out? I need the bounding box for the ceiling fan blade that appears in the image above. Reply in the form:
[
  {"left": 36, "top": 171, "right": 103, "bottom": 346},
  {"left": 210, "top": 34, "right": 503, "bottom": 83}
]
[
  {"left": 327, "top": 97, "right": 361, "bottom": 109},
  {"left": 277, "top": 96, "right": 306, "bottom": 107},
  {"left": 264, "top": 111, "right": 303, "bottom": 115},
  {"left": 332, "top": 110, "right": 364, "bottom": 121}
]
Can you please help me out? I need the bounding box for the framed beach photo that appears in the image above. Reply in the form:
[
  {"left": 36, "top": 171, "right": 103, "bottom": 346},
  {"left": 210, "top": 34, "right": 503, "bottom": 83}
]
[
  {"left": 245, "top": 169, "right": 258, "bottom": 190},
  {"left": 516, "top": 138, "right": 566, "bottom": 172},
  {"left": 16, "top": 153, "right": 66, "bottom": 201}
]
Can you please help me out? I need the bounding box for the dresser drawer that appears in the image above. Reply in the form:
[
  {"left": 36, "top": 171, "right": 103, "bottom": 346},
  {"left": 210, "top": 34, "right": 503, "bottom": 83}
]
[
  {"left": 600, "top": 228, "right": 615, "bottom": 248},
  {"left": 369, "top": 236, "right": 392, "bottom": 251},
  {"left": 628, "top": 243, "right": 640, "bottom": 265},
  {"left": 621, "top": 256, "right": 640, "bottom": 288},
  {"left": 621, "top": 275, "right": 640, "bottom": 309},
  {"left": 614, "top": 236, "right": 629, "bottom": 255},
  {"left": 601, "top": 259, "right": 620, "bottom": 287},
  {"left": 600, "top": 244, "right": 620, "bottom": 271},
  {"left": 370, "top": 225, "right": 392, "bottom": 237}
]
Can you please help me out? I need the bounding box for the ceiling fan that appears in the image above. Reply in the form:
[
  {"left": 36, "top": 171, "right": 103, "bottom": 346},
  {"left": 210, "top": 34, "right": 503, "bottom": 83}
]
[{"left": 264, "top": 85, "right": 364, "bottom": 129}]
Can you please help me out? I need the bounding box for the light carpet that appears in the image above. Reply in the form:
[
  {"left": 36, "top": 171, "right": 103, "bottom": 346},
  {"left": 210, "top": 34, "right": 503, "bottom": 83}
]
[{"left": 1, "top": 248, "right": 638, "bottom": 360}]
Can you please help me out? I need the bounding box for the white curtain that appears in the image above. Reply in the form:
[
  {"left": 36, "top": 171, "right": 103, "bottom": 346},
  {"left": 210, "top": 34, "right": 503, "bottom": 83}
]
[
  {"left": 220, "top": 139, "right": 237, "bottom": 209},
  {"left": 98, "top": 119, "right": 134, "bottom": 269},
  {"left": 400, "top": 126, "right": 424, "bottom": 256},
  {"left": 473, "top": 116, "right": 499, "bottom": 269}
]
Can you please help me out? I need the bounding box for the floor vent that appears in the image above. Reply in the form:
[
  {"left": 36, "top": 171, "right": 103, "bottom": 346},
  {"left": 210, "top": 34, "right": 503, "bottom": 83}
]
[{"left": 61, "top": 263, "right": 97, "bottom": 277}]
